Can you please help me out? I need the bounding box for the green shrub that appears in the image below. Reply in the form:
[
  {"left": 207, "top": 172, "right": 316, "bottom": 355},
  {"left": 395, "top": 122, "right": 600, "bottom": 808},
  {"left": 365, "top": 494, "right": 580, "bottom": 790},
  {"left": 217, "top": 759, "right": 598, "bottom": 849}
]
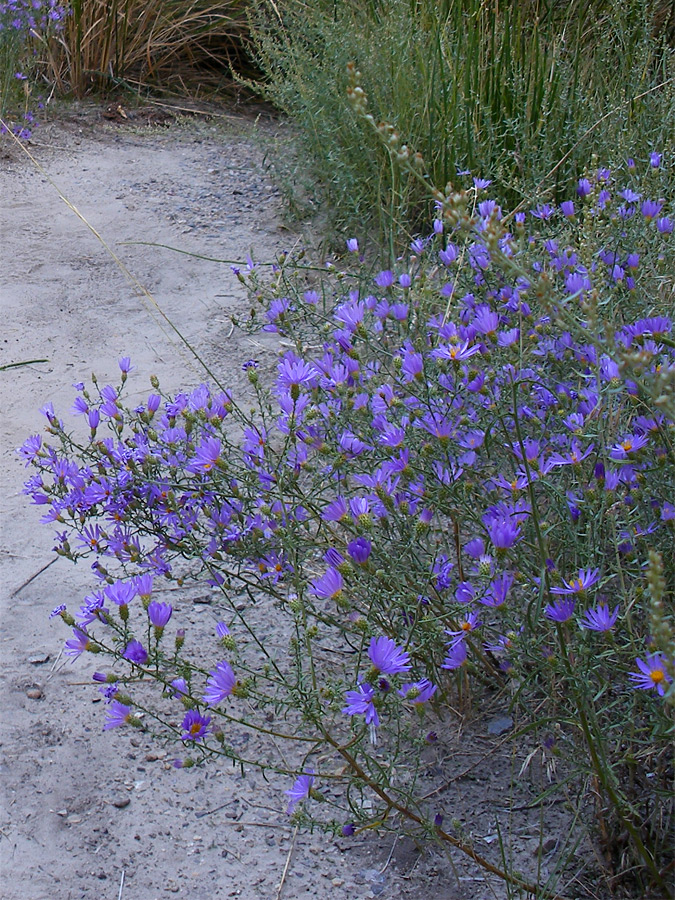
[{"left": 248, "top": 0, "right": 675, "bottom": 246}]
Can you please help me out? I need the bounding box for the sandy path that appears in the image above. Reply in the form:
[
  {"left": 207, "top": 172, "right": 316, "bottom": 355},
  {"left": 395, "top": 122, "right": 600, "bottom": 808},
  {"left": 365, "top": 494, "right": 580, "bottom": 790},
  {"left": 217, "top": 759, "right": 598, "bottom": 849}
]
[{"left": 0, "top": 107, "right": 426, "bottom": 900}]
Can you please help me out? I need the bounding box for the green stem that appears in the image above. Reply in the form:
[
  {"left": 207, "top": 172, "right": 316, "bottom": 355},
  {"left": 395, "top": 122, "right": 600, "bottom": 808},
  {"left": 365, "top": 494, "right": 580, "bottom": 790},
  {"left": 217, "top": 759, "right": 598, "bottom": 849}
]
[{"left": 554, "top": 624, "right": 666, "bottom": 891}]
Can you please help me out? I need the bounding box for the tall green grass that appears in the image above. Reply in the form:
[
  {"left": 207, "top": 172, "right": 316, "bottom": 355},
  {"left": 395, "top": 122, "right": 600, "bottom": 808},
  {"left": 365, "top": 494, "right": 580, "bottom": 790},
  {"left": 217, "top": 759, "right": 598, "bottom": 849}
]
[{"left": 248, "top": 0, "right": 675, "bottom": 243}]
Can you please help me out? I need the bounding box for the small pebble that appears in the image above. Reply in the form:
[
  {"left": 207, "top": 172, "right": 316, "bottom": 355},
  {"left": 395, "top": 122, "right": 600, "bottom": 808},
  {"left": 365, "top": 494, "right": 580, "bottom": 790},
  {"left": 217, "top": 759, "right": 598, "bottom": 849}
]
[
  {"left": 112, "top": 796, "right": 130, "bottom": 809},
  {"left": 26, "top": 688, "right": 42, "bottom": 700},
  {"left": 145, "top": 751, "right": 166, "bottom": 761},
  {"left": 487, "top": 714, "right": 513, "bottom": 736},
  {"left": 28, "top": 653, "right": 50, "bottom": 665}
]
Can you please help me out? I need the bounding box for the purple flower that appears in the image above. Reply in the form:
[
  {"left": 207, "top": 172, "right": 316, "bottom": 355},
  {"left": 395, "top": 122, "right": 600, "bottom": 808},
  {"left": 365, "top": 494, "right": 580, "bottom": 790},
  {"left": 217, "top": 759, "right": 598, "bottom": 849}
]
[
  {"left": 661, "top": 502, "right": 675, "bottom": 522},
  {"left": 431, "top": 340, "right": 481, "bottom": 363},
  {"left": 650, "top": 152, "right": 662, "bottom": 168},
  {"left": 441, "top": 640, "right": 468, "bottom": 670},
  {"left": 103, "top": 700, "right": 132, "bottom": 730},
  {"left": 629, "top": 654, "right": 672, "bottom": 696},
  {"left": 277, "top": 353, "right": 317, "bottom": 392},
  {"left": 346, "top": 238, "right": 359, "bottom": 252},
  {"left": 322, "top": 497, "right": 348, "bottom": 522},
  {"left": 656, "top": 216, "right": 673, "bottom": 234},
  {"left": 147, "top": 601, "right": 172, "bottom": 628},
  {"left": 285, "top": 770, "right": 314, "bottom": 814},
  {"left": 481, "top": 572, "right": 514, "bottom": 608},
  {"left": 610, "top": 434, "right": 649, "bottom": 460},
  {"left": 64, "top": 627, "right": 92, "bottom": 659},
  {"left": 577, "top": 178, "right": 592, "bottom": 197},
  {"left": 375, "top": 270, "right": 394, "bottom": 288},
  {"left": 347, "top": 537, "right": 371, "bottom": 564},
  {"left": 18, "top": 434, "right": 42, "bottom": 465},
  {"left": 105, "top": 580, "right": 136, "bottom": 607},
  {"left": 368, "top": 636, "right": 411, "bottom": 675},
  {"left": 123, "top": 640, "right": 148, "bottom": 665},
  {"left": 169, "top": 677, "right": 189, "bottom": 698},
  {"left": 398, "top": 679, "right": 437, "bottom": 704},
  {"left": 545, "top": 598, "right": 576, "bottom": 623},
  {"left": 341, "top": 823, "right": 356, "bottom": 837},
  {"left": 464, "top": 538, "right": 485, "bottom": 558},
  {"left": 486, "top": 516, "right": 521, "bottom": 551},
  {"left": 180, "top": 710, "right": 211, "bottom": 742},
  {"left": 446, "top": 612, "right": 481, "bottom": 643},
  {"left": 641, "top": 199, "right": 663, "bottom": 221},
  {"left": 550, "top": 568, "right": 600, "bottom": 596},
  {"left": 202, "top": 661, "right": 236, "bottom": 705},
  {"left": 580, "top": 604, "right": 619, "bottom": 632},
  {"left": 455, "top": 581, "right": 475, "bottom": 604},
  {"left": 439, "top": 243, "right": 459, "bottom": 266},
  {"left": 186, "top": 437, "right": 221, "bottom": 474},
  {"left": 309, "top": 567, "right": 343, "bottom": 602},
  {"left": 134, "top": 574, "right": 153, "bottom": 600},
  {"left": 343, "top": 683, "right": 379, "bottom": 726}
]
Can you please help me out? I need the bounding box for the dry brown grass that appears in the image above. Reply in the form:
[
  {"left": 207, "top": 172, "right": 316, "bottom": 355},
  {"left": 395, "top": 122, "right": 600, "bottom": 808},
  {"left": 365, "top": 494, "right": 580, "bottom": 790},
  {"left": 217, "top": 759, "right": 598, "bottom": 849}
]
[{"left": 40, "top": 0, "right": 252, "bottom": 97}]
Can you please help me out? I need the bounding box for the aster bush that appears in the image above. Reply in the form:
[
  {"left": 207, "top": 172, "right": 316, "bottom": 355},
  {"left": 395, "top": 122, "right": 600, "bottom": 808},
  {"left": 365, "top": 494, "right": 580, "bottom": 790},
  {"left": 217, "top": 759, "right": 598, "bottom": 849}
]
[
  {"left": 21, "top": 138, "right": 675, "bottom": 894},
  {"left": 0, "top": 0, "right": 67, "bottom": 138}
]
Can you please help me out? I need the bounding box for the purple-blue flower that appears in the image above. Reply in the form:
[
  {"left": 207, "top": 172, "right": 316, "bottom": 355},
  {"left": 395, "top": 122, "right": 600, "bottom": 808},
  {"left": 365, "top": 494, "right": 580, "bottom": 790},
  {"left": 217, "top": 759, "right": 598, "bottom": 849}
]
[
  {"left": 309, "top": 567, "right": 343, "bottom": 602},
  {"left": 545, "top": 598, "right": 576, "bottom": 623},
  {"left": 347, "top": 536, "right": 371, "bottom": 564},
  {"left": 368, "top": 636, "right": 411, "bottom": 675},
  {"left": 445, "top": 612, "right": 481, "bottom": 643},
  {"left": 185, "top": 437, "right": 221, "bottom": 474},
  {"left": 550, "top": 568, "right": 600, "bottom": 596},
  {"left": 105, "top": 580, "right": 136, "bottom": 607},
  {"left": 180, "top": 710, "right": 211, "bottom": 742},
  {"left": 202, "top": 661, "right": 236, "bottom": 705},
  {"left": 123, "top": 640, "right": 148, "bottom": 665},
  {"left": 343, "top": 683, "right": 379, "bottom": 726},
  {"left": 147, "top": 601, "right": 172, "bottom": 628},
  {"left": 398, "top": 679, "right": 437, "bottom": 705},
  {"left": 103, "top": 700, "right": 132, "bottom": 730},
  {"left": 486, "top": 516, "right": 521, "bottom": 550},
  {"left": 285, "top": 770, "right": 314, "bottom": 814},
  {"left": 579, "top": 604, "right": 619, "bottom": 633},
  {"left": 629, "top": 654, "right": 672, "bottom": 696},
  {"left": 441, "top": 640, "right": 468, "bottom": 670},
  {"left": 64, "top": 627, "right": 92, "bottom": 659}
]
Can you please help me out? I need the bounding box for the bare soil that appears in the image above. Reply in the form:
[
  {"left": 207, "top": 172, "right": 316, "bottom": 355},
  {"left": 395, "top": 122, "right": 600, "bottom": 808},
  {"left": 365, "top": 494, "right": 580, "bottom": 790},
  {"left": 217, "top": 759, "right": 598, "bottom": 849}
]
[{"left": 0, "top": 105, "right": 595, "bottom": 900}]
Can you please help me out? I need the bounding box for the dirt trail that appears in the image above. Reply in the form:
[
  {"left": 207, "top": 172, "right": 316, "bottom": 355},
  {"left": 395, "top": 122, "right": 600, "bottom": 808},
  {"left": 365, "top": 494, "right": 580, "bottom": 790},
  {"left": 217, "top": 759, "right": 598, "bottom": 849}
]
[{"left": 0, "top": 106, "right": 426, "bottom": 900}]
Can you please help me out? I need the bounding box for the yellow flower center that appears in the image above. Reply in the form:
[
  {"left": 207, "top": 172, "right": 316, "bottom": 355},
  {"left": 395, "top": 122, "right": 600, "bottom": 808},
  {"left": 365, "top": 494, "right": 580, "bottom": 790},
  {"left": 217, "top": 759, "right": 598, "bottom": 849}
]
[{"left": 650, "top": 669, "right": 665, "bottom": 684}]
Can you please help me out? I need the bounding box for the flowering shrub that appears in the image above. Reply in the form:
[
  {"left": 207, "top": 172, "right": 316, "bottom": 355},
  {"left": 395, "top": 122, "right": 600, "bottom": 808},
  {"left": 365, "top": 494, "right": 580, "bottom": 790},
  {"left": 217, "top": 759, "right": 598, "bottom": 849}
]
[
  {"left": 0, "top": 0, "right": 67, "bottom": 138},
  {"left": 21, "top": 153, "right": 674, "bottom": 895}
]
